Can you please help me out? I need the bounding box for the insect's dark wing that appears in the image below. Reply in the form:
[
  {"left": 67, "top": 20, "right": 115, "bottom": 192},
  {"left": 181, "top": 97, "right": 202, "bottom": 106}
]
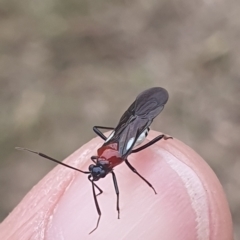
[
  {"left": 133, "top": 87, "right": 168, "bottom": 119},
  {"left": 103, "top": 87, "right": 168, "bottom": 158}
]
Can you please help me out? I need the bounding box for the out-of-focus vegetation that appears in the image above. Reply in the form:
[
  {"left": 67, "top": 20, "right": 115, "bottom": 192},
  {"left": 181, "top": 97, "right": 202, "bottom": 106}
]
[{"left": 0, "top": 0, "right": 239, "bottom": 238}]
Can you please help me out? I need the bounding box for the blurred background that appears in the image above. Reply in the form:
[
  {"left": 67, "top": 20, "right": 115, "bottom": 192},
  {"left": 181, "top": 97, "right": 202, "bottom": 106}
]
[{"left": 0, "top": 0, "right": 239, "bottom": 238}]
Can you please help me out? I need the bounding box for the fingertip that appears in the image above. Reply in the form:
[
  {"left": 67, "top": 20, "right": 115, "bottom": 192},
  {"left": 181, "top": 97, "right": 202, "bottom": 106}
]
[{"left": 0, "top": 132, "right": 233, "bottom": 240}]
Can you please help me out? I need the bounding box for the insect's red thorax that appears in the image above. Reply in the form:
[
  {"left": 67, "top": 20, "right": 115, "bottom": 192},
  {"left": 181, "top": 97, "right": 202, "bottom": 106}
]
[{"left": 97, "top": 143, "right": 123, "bottom": 168}]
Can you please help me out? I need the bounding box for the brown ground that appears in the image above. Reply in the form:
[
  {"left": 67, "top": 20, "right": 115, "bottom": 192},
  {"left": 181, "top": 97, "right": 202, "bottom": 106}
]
[{"left": 0, "top": 0, "right": 239, "bottom": 238}]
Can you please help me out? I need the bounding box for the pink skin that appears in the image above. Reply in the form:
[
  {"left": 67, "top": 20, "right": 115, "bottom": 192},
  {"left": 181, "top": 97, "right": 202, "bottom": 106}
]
[{"left": 0, "top": 131, "right": 233, "bottom": 240}]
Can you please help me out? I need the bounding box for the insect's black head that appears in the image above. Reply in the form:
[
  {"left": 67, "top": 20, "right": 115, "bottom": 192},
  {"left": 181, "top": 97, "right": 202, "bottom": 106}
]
[{"left": 89, "top": 164, "right": 107, "bottom": 181}]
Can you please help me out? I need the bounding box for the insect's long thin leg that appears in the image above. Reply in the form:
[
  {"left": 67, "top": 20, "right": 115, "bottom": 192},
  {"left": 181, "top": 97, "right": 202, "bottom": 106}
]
[
  {"left": 125, "top": 159, "right": 157, "bottom": 194},
  {"left": 111, "top": 171, "right": 120, "bottom": 219},
  {"left": 88, "top": 176, "right": 101, "bottom": 234},
  {"left": 15, "top": 147, "right": 90, "bottom": 174},
  {"left": 91, "top": 156, "right": 98, "bottom": 163},
  {"left": 93, "top": 126, "right": 114, "bottom": 140},
  {"left": 90, "top": 156, "right": 103, "bottom": 196},
  {"left": 131, "top": 134, "right": 173, "bottom": 154},
  {"left": 92, "top": 182, "right": 103, "bottom": 197}
]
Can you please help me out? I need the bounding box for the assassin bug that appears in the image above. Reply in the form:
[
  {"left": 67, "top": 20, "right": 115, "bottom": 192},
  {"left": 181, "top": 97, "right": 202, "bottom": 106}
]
[{"left": 16, "top": 87, "right": 172, "bottom": 234}]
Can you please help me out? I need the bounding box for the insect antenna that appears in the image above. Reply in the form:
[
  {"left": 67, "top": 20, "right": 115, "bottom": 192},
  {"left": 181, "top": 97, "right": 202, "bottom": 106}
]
[{"left": 15, "top": 147, "right": 90, "bottom": 174}]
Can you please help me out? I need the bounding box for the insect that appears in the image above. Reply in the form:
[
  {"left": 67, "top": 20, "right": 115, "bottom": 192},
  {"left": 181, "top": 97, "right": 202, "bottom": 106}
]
[{"left": 16, "top": 87, "right": 172, "bottom": 234}]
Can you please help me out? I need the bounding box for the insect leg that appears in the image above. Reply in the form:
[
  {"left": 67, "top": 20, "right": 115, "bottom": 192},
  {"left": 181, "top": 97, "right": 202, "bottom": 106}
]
[
  {"left": 91, "top": 156, "right": 98, "bottom": 163},
  {"left": 90, "top": 156, "right": 104, "bottom": 196},
  {"left": 93, "top": 126, "right": 114, "bottom": 140},
  {"left": 111, "top": 171, "right": 120, "bottom": 219},
  {"left": 88, "top": 176, "right": 102, "bottom": 234},
  {"left": 92, "top": 182, "right": 103, "bottom": 197},
  {"left": 125, "top": 159, "right": 157, "bottom": 194},
  {"left": 131, "top": 134, "right": 173, "bottom": 154}
]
